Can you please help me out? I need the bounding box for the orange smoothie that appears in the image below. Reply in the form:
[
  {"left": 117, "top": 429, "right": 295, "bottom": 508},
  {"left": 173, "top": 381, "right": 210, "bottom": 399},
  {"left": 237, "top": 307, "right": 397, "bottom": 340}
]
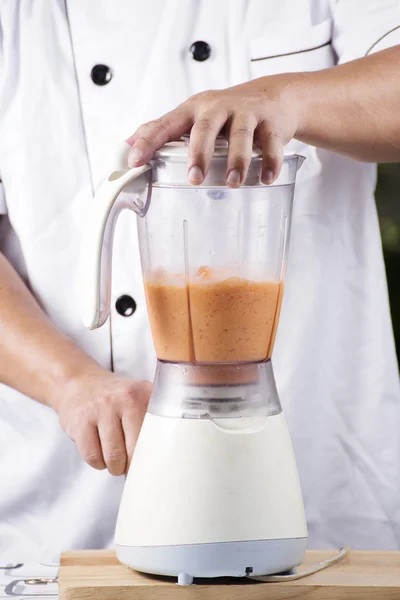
[{"left": 145, "top": 267, "right": 283, "bottom": 364}]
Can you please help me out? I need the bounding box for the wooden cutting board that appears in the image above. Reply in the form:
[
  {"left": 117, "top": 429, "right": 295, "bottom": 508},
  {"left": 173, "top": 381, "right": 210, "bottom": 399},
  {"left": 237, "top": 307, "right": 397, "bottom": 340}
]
[{"left": 59, "top": 549, "right": 400, "bottom": 600}]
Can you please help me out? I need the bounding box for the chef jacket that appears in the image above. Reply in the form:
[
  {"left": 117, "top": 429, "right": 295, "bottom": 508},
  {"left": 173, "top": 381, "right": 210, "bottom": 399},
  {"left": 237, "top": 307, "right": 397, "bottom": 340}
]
[{"left": 0, "top": 0, "right": 399, "bottom": 562}]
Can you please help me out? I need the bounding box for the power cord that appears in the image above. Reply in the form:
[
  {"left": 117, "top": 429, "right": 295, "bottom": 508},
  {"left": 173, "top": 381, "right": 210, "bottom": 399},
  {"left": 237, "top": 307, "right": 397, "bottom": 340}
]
[{"left": 248, "top": 546, "right": 350, "bottom": 582}]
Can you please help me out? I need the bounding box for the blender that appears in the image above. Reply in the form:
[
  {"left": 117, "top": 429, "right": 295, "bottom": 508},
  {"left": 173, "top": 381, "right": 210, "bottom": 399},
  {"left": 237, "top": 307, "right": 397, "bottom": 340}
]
[{"left": 80, "top": 139, "right": 307, "bottom": 584}]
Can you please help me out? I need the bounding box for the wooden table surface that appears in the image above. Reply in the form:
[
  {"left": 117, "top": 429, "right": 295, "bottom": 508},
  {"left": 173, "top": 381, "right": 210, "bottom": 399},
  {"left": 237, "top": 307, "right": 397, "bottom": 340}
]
[{"left": 59, "top": 549, "right": 400, "bottom": 600}]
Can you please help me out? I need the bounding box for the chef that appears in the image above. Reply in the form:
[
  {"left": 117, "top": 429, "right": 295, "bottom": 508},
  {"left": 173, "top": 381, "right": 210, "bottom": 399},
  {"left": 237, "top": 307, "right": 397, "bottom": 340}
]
[{"left": 0, "top": 0, "right": 399, "bottom": 564}]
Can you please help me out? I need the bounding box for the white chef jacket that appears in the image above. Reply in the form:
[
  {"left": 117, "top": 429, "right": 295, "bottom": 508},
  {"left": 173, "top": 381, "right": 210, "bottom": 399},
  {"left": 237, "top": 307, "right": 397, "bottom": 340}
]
[{"left": 0, "top": 0, "right": 399, "bottom": 563}]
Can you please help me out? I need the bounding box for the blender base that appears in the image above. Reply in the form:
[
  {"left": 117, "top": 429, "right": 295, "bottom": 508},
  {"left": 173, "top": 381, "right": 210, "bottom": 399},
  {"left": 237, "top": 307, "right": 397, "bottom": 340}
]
[{"left": 116, "top": 537, "right": 307, "bottom": 584}]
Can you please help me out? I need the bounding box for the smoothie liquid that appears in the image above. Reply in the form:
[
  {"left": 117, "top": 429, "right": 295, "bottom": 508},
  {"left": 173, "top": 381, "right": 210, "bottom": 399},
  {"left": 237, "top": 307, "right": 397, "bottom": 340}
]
[{"left": 145, "top": 267, "right": 283, "bottom": 363}]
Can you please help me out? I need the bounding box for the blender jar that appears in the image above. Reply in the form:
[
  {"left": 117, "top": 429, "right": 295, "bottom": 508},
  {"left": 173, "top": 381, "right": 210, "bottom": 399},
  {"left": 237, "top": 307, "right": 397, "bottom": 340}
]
[
  {"left": 80, "top": 141, "right": 304, "bottom": 366},
  {"left": 138, "top": 144, "right": 301, "bottom": 364}
]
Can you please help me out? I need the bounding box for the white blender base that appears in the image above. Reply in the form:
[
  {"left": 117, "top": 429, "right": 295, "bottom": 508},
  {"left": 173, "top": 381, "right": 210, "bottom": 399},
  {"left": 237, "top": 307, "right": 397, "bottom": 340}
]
[
  {"left": 116, "top": 538, "right": 307, "bottom": 584},
  {"left": 116, "top": 412, "right": 307, "bottom": 547},
  {"left": 115, "top": 363, "right": 308, "bottom": 584}
]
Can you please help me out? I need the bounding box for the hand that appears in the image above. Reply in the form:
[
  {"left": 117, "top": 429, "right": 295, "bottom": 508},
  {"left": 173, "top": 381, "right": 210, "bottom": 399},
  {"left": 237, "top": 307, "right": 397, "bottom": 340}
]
[
  {"left": 126, "top": 76, "right": 300, "bottom": 187},
  {"left": 56, "top": 367, "right": 152, "bottom": 475}
]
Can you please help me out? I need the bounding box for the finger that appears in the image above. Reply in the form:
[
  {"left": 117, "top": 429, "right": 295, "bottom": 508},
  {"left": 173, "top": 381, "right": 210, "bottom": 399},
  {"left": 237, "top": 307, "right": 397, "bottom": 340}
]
[
  {"left": 225, "top": 115, "right": 257, "bottom": 187},
  {"left": 76, "top": 424, "right": 106, "bottom": 471},
  {"left": 127, "top": 106, "right": 194, "bottom": 167},
  {"left": 121, "top": 411, "right": 142, "bottom": 473},
  {"left": 98, "top": 415, "right": 127, "bottom": 476},
  {"left": 187, "top": 108, "right": 228, "bottom": 184},
  {"left": 126, "top": 133, "right": 185, "bottom": 146},
  {"left": 122, "top": 381, "right": 151, "bottom": 471},
  {"left": 255, "top": 122, "right": 284, "bottom": 184}
]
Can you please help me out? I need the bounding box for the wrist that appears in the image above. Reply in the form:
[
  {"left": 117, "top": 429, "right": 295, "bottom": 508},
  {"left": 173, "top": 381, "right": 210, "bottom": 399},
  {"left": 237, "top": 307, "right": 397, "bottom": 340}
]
[
  {"left": 245, "top": 71, "right": 315, "bottom": 142},
  {"left": 273, "top": 72, "right": 315, "bottom": 140},
  {"left": 44, "top": 346, "right": 106, "bottom": 413}
]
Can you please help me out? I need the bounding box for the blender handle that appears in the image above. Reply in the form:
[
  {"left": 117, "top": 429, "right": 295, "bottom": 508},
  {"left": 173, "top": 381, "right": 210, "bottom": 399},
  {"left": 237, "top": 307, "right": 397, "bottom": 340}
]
[{"left": 79, "top": 162, "right": 152, "bottom": 330}]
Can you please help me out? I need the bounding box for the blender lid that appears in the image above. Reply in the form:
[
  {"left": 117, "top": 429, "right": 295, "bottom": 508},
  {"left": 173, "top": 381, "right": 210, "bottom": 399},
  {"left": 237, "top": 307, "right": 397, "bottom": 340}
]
[
  {"left": 151, "top": 138, "right": 304, "bottom": 187},
  {"left": 154, "top": 136, "right": 264, "bottom": 159}
]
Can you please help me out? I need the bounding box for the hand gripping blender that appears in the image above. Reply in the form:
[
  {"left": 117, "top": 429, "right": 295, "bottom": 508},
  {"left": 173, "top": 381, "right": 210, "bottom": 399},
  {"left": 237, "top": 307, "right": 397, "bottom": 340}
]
[{"left": 80, "top": 140, "right": 307, "bottom": 584}]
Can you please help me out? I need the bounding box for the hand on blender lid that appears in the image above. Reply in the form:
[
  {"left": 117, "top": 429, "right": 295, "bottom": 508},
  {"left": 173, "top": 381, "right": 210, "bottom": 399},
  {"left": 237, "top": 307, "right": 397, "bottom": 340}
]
[{"left": 124, "top": 85, "right": 299, "bottom": 188}]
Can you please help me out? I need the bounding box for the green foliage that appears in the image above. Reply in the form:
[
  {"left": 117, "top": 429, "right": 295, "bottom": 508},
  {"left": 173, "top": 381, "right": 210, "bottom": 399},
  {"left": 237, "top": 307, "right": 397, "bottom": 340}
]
[{"left": 376, "top": 164, "right": 400, "bottom": 363}]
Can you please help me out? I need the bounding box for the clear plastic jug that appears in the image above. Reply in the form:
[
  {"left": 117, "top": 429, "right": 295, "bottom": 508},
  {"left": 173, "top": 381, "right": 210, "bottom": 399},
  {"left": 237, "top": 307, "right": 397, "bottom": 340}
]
[{"left": 81, "top": 141, "right": 304, "bottom": 365}]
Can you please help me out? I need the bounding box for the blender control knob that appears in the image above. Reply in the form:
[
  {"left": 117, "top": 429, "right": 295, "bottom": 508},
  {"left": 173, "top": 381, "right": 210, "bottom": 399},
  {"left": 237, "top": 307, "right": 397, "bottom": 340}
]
[{"left": 177, "top": 573, "right": 194, "bottom": 586}]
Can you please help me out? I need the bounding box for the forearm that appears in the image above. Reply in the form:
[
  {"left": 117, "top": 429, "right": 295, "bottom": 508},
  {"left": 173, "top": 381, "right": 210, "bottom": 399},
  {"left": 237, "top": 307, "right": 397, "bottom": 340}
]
[
  {"left": 281, "top": 46, "right": 400, "bottom": 162},
  {"left": 0, "top": 251, "right": 101, "bottom": 410}
]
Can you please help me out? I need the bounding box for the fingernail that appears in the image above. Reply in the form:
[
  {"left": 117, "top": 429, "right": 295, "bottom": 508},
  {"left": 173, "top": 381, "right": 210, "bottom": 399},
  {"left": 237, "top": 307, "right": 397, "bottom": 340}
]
[
  {"left": 128, "top": 148, "right": 143, "bottom": 167},
  {"left": 226, "top": 169, "right": 241, "bottom": 187},
  {"left": 262, "top": 169, "right": 274, "bottom": 184},
  {"left": 188, "top": 166, "right": 204, "bottom": 184}
]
